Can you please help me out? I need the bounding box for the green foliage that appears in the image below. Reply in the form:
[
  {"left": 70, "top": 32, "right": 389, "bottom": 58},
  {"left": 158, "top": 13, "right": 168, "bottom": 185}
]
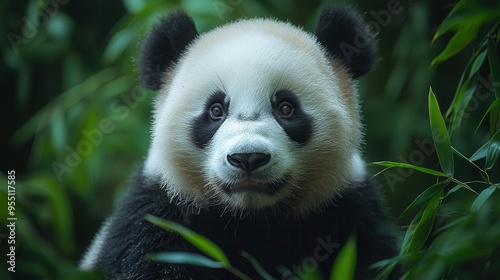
[
  {"left": 372, "top": 0, "right": 500, "bottom": 278},
  {"left": 428, "top": 88, "right": 454, "bottom": 176},
  {"left": 146, "top": 215, "right": 256, "bottom": 280},
  {"left": 145, "top": 214, "right": 230, "bottom": 266},
  {"left": 330, "top": 235, "right": 357, "bottom": 280},
  {"left": 371, "top": 161, "right": 447, "bottom": 177},
  {"left": 240, "top": 251, "right": 276, "bottom": 280},
  {"left": 147, "top": 215, "right": 358, "bottom": 280}
]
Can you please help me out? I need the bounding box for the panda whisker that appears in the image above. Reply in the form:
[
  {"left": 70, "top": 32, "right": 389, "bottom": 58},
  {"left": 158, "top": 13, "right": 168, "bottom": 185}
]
[
  {"left": 223, "top": 214, "right": 233, "bottom": 231},
  {"left": 214, "top": 72, "right": 228, "bottom": 94},
  {"left": 273, "top": 67, "right": 289, "bottom": 94},
  {"left": 233, "top": 219, "right": 240, "bottom": 238}
]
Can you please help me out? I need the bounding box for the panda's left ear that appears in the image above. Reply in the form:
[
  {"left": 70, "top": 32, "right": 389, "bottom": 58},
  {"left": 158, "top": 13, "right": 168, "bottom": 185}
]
[
  {"left": 138, "top": 11, "right": 198, "bottom": 90},
  {"left": 315, "top": 5, "right": 377, "bottom": 79}
]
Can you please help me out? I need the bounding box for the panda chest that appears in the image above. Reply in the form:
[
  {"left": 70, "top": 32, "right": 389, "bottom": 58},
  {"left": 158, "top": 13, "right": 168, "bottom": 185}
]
[{"left": 184, "top": 209, "right": 345, "bottom": 278}]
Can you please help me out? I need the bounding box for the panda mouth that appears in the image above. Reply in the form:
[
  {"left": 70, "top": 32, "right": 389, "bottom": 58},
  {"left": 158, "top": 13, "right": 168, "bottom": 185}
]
[{"left": 221, "top": 177, "right": 286, "bottom": 195}]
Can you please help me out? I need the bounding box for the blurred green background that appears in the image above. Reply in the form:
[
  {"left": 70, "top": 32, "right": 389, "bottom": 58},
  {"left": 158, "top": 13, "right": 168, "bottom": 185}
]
[{"left": 1, "top": 0, "right": 499, "bottom": 279}]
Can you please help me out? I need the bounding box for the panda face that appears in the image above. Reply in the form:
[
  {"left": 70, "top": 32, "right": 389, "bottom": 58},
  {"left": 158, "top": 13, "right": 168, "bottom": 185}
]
[
  {"left": 143, "top": 18, "right": 371, "bottom": 215},
  {"left": 193, "top": 87, "right": 312, "bottom": 209}
]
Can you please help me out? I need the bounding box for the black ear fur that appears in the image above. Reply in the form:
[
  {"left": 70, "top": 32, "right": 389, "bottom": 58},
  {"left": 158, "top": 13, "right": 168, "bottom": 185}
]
[
  {"left": 315, "top": 5, "right": 377, "bottom": 79},
  {"left": 138, "top": 11, "right": 198, "bottom": 90}
]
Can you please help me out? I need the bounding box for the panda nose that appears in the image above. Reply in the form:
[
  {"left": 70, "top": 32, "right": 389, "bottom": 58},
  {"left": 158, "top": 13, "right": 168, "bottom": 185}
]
[{"left": 227, "top": 153, "right": 271, "bottom": 171}]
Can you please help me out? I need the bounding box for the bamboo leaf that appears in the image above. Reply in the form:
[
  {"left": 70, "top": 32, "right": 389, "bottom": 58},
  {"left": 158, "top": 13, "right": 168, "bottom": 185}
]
[
  {"left": 429, "top": 88, "right": 454, "bottom": 176},
  {"left": 433, "top": 1, "right": 500, "bottom": 41},
  {"left": 367, "top": 260, "right": 398, "bottom": 279},
  {"left": 446, "top": 70, "right": 468, "bottom": 119},
  {"left": 50, "top": 108, "right": 67, "bottom": 158},
  {"left": 444, "top": 185, "right": 463, "bottom": 198},
  {"left": 486, "top": 129, "right": 500, "bottom": 170},
  {"left": 102, "top": 28, "right": 137, "bottom": 64},
  {"left": 469, "top": 50, "right": 487, "bottom": 79},
  {"left": 400, "top": 181, "right": 449, "bottom": 218},
  {"left": 452, "top": 147, "right": 489, "bottom": 182},
  {"left": 371, "top": 161, "right": 448, "bottom": 177},
  {"left": 432, "top": 23, "right": 480, "bottom": 67},
  {"left": 432, "top": 3, "right": 463, "bottom": 40},
  {"left": 487, "top": 34, "right": 500, "bottom": 136},
  {"left": 475, "top": 99, "right": 500, "bottom": 134},
  {"left": 487, "top": 35, "right": 500, "bottom": 98},
  {"left": 145, "top": 215, "right": 230, "bottom": 266},
  {"left": 406, "top": 189, "right": 442, "bottom": 254},
  {"left": 491, "top": 106, "right": 500, "bottom": 138},
  {"left": 470, "top": 185, "right": 497, "bottom": 212},
  {"left": 240, "top": 251, "right": 276, "bottom": 280},
  {"left": 153, "top": 252, "right": 225, "bottom": 268},
  {"left": 450, "top": 79, "right": 478, "bottom": 132},
  {"left": 470, "top": 142, "right": 489, "bottom": 161},
  {"left": 330, "top": 235, "right": 357, "bottom": 280}
]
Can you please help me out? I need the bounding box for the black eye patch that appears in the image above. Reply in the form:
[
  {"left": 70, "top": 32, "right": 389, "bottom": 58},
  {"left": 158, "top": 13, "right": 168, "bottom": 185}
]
[
  {"left": 191, "top": 91, "right": 229, "bottom": 148},
  {"left": 272, "top": 90, "right": 313, "bottom": 145}
]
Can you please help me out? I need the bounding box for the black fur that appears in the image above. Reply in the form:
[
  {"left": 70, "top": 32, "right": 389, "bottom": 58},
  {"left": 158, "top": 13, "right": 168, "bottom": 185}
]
[
  {"left": 138, "top": 11, "right": 198, "bottom": 90},
  {"left": 91, "top": 167, "right": 399, "bottom": 280},
  {"left": 272, "top": 90, "right": 313, "bottom": 145},
  {"left": 191, "top": 91, "right": 229, "bottom": 148},
  {"left": 137, "top": 5, "right": 376, "bottom": 89},
  {"left": 315, "top": 5, "right": 377, "bottom": 79}
]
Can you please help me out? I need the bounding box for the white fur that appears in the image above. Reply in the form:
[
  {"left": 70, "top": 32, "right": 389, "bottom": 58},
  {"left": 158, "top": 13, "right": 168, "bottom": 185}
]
[
  {"left": 144, "top": 18, "right": 364, "bottom": 215},
  {"left": 79, "top": 219, "right": 112, "bottom": 270},
  {"left": 350, "top": 152, "right": 367, "bottom": 182}
]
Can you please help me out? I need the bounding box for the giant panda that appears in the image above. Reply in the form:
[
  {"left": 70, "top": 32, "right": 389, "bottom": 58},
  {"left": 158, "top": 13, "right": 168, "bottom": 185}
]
[{"left": 80, "top": 5, "right": 400, "bottom": 280}]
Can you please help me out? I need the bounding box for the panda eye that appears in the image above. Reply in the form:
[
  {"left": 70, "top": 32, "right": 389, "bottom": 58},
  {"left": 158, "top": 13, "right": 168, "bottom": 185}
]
[
  {"left": 209, "top": 103, "right": 225, "bottom": 120},
  {"left": 278, "top": 101, "right": 294, "bottom": 118}
]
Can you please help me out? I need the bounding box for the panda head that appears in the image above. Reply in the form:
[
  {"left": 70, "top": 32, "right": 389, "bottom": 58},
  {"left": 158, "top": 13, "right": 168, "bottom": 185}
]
[{"left": 141, "top": 5, "right": 376, "bottom": 216}]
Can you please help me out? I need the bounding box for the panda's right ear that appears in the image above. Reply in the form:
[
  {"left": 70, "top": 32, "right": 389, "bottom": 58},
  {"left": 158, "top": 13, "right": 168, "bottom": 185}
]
[{"left": 138, "top": 11, "right": 198, "bottom": 90}]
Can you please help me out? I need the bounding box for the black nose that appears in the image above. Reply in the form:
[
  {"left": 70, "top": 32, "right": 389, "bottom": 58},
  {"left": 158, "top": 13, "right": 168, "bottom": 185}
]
[{"left": 227, "top": 153, "right": 271, "bottom": 171}]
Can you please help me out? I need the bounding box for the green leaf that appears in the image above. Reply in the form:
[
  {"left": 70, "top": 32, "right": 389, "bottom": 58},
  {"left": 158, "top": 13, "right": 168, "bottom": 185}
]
[
  {"left": 367, "top": 261, "right": 398, "bottom": 280},
  {"left": 25, "top": 175, "right": 76, "bottom": 254},
  {"left": 145, "top": 215, "right": 230, "bottom": 266},
  {"left": 470, "top": 185, "right": 497, "bottom": 212},
  {"left": 432, "top": 0, "right": 476, "bottom": 41},
  {"left": 490, "top": 106, "right": 500, "bottom": 138},
  {"left": 487, "top": 34, "right": 500, "bottom": 135},
  {"left": 50, "top": 108, "right": 67, "bottom": 158},
  {"left": 470, "top": 142, "right": 489, "bottom": 161},
  {"left": 13, "top": 68, "right": 118, "bottom": 145},
  {"left": 486, "top": 129, "right": 500, "bottom": 170},
  {"left": 469, "top": 50, "right": 487, "bottom": 79},
  {"left": 123, "top": 0, "right": 146, "bottom": 14},
  {"left": 406, "top": 189, "right": 443, "bottom": 254},
  {"left": 240, "top": 251, "right": 276, "bottom": 280},
  {"left": 371, "top": 161, "right": 448, "bottom": 177},
  {"left": 330, "top": 235, "right": 357, "bottom": 280},
  {"left": 102, "top": 28, "right": 136, "bottom": 64},
  {"left": 432, "top": 23, "right": 480, "bottom": 67},
  {"left": 487, "top": 35, "right": 500, "bottom": 98},
  {"left": 400, "top": 181, "right": 449, "bottom": 218},
  {"left": 446, "top": 70, "right": 468, "bottom": 119},
  {"left": 452, "top": 148, "right": 489, "bottom": 186},
  {"left": 400, "top": 212, "right": 420, "bottom": 255},
  {"left": 429, "top": 88, "right": 454, "bottom": 176},
  {"left": 153, "top": 252, "right": 225, "bottom": 268},
  {"left": 431, "top": 0, "right": 499, "bottom": 41},
  {"left": 475, "top": 99, "right": 500, "bottom": 134},
  {"left": 450, "top": 79, "right": 478, "bottom": 132}
]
